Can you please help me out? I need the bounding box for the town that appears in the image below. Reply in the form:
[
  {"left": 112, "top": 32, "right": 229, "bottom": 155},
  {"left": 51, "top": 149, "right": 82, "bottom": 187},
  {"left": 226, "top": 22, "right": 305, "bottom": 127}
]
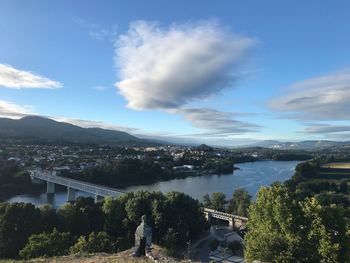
[{"left": 1, "top": 138, "right": 316, "bottom": 176}]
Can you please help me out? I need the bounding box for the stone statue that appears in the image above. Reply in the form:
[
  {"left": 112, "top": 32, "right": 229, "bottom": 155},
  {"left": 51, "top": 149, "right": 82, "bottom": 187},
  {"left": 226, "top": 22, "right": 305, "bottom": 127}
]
[{"left": 132, "top": 215, "right": 153, "bottom": 258}]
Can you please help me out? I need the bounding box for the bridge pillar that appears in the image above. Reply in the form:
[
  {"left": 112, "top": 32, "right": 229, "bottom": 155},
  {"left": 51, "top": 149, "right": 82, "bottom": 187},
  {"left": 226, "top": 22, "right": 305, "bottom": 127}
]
[
  {"left": 94, "top": 195, "right": 104, "bottom": 203},
  {"left": 229, "top": 219, "right": 234, "bottom": 230},
  {"left": 206, "top": 212, "right": 212, "bottom": 222},
  {"left": 67, "top": 187, "right": 76, "bottom": 202},
  {"left": 47, "top": 182, "right": 55, "bottom": 194}
]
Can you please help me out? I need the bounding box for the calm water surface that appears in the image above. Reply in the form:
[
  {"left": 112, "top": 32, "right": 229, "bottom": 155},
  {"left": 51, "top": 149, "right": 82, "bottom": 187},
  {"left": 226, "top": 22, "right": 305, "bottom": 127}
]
[{"left": 7, "top": 160, "right": 299, "bottom": 208}]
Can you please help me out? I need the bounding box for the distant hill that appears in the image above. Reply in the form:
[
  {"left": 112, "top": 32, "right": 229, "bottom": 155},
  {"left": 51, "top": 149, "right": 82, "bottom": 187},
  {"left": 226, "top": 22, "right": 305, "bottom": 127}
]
[
  {"left": 248, "top": 140, "right": 350, "bottom": 150},
  {"left": 0, "top": 116, "right": 145, "bottom": 146}
]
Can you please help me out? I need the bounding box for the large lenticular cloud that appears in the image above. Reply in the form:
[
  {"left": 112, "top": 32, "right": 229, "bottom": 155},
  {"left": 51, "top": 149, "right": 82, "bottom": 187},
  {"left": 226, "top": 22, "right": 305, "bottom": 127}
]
[{"left": 114, "top": 20, "right": 256, "bottom": 110}]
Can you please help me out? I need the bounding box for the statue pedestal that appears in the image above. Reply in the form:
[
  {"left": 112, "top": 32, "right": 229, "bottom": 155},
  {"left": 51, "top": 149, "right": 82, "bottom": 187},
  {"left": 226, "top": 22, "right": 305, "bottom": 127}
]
[{"left": 132, "top": 215, "right": 153, "bottom": 258}]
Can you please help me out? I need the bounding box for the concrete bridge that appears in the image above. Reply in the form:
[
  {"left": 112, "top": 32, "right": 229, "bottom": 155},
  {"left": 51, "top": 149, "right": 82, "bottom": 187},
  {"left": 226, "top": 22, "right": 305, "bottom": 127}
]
[
  {"left": 30, "top": 169, "right": 125, "bottom": 202},
  {"left": 203, "top": 208, "right": 248, "bottom": 230}
]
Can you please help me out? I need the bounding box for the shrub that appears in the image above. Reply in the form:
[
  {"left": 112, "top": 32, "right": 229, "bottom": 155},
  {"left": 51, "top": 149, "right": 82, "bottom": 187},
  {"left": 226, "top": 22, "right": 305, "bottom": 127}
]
[
  {"left": 19, "top": 228, "right": 72, "bottom": 259},
  {"left": 70, "top": 231, "right": 115, "bottom": 254}
]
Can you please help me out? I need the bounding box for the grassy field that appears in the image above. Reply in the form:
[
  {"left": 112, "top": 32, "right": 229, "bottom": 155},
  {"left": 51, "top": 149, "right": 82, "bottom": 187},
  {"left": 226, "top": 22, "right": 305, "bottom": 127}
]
[
  {"left": 318, "top": 163, "right": 350, "bottom": 180},
  {"left": 321, "top": 162, "right": 350, "bottom": 169}
]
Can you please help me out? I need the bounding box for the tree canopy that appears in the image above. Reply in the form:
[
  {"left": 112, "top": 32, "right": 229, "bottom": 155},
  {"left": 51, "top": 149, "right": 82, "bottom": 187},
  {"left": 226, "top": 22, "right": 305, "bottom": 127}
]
[{"left": 245, "top": 183, "right": 350, "bottom": 262}]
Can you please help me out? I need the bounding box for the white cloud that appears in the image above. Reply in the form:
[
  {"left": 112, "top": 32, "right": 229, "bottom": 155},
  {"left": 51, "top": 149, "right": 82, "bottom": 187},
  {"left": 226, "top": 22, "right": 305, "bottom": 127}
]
[
  {"left": 54, "top": 117, "right": 138, "bottom": 134},
  {"left": 0, "top": 64, "right": 63, "bottom": 89},
  {"left": 114, "top": 20, "right": 256, "bottom": 110},
  {"left": 269, "top": 69, "right": 350, "bottom": 121},
  {"left": 175, "top": 108, "right": 259, "bottom": 135},
  {"left": 0, "top": 100, "right": 35, "bottom": 118}
]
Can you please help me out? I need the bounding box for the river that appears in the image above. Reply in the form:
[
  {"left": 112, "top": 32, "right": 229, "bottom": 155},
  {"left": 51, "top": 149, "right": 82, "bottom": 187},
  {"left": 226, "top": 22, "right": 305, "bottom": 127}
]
[{"left": 7, "top": 160, "right": 299, "bottom": 208}]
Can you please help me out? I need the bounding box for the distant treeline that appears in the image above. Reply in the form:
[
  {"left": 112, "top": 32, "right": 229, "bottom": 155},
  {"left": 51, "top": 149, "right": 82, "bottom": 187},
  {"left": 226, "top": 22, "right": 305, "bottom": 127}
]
[
  {"left": 0, "top": 161, "right": 44, "bottom": 201},
  {"left": 61, "top": 158, "right": 234, "bottom": 188}
]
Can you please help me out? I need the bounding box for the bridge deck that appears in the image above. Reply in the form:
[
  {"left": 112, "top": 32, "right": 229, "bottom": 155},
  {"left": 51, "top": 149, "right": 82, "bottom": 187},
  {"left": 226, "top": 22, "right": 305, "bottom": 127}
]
[
  {"left": 33, "top": 172, "right": 125, "bottom": 197},
  {"left": 203, "top": 208, "right": 248, "bottom": 221}
]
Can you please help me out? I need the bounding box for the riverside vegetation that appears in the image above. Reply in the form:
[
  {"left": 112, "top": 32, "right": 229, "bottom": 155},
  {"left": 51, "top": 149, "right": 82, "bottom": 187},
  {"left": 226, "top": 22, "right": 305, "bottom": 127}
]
[
  {"left": 0, "top": 191, "right": 207, "bottom": 259},
  {"left": 244, "top": 159, "right": 350, "bottom": 262},
  {"left": 1, "top": 156, "right": 350, "bottom": 261}
]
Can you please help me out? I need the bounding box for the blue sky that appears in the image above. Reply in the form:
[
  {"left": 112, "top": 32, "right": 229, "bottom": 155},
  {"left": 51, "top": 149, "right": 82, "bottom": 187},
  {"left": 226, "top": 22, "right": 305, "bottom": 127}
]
[{"left": 1, "top": 0, "right": 350, "bottom": 145}]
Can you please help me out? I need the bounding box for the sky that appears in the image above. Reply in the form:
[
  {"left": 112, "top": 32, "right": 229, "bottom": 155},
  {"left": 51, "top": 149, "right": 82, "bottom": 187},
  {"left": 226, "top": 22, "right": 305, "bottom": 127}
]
[{"left": 0, "top": 0, "right": 350, "bottom": 146}]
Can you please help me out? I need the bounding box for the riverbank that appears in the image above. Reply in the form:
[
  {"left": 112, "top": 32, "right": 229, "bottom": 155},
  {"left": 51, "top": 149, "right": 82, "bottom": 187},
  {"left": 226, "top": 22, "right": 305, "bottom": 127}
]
[{"left": 7, "top": 160, "right": 300, "bottom": 207}]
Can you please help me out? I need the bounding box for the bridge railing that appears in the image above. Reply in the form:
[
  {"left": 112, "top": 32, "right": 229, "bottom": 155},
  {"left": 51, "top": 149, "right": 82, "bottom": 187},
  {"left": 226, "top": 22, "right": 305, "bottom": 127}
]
[
  {"left": 33, "top": 171, "right": 125, "bottom": 197},
  {"left": 203, "top": 208, "right": 248, "bottom": 222}
]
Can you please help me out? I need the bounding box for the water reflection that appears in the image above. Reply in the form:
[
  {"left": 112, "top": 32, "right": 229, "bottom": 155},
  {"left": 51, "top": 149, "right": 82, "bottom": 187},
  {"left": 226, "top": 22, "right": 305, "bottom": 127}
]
[{"left": 7, "top": 160, "right": 299, "bottom": 208}]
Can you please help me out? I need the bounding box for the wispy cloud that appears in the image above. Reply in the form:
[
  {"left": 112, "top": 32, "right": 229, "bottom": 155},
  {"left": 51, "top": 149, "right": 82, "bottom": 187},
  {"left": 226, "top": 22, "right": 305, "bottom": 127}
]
[
  {"left": 114, "top": 20, "right": 258, "bottom": 135},
  {"left": 0, "top": 64, "right": 62, "bottom": 89},
  {"left": 92, "top": 86, "right": 108, "bottom": 91},
  {"left": 73, "top": 17, "right": 118, "bottom": 41},
  {"left": 53, "top": 117, "right": 139, "bottom": 134},
  {"left": 269, "top": 69, "right": 350, "bottom": 121},
  {"left": 175, "top": 108, "right": 259, "bottom": 135},
  {"left": 0, "top": 100, "right": 35, "bottom": 118},
  {"left": 301, "top": 123, "right": 350, "bottom": 134}
]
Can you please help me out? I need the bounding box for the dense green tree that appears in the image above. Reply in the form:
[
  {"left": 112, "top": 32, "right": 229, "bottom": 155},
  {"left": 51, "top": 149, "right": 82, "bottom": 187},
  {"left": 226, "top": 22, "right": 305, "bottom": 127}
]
[
  {"left": 202, "top": 193, "right": 212, "bottom": 208},
  {"left": 245, "top": 184, "right": 350, "bottom": 262},
  {"left": 245, "top": 184, "right": 301, "bottom": 262},
  {"left": 57, "top": 197, "right": 103, "bottom": 236},
  {"left": 39, "top": 205, "right": 59, "bottom": 232},
  {"left": 58, "top": 202, "right": 89, "bottom": 236},
  {"left": 0, "top": 202, "right": 42, "bottom": 258},
  {"left": 160, "top": 191, "right": 207, "bottom": 249},
  {"left": 164, "top": 228, "right": 178, "bottom": 256},
  {"left": 0, "top": 162, "right": 34, "bottom": 199},
  {"left": 201, "top": 192, "right": 226, "bottom": 211},
  {"left": 211, "top": 192, "right": 227, "bottom": 211},
  {"left": 227, "top": 188, "right": 251, "bottom": 217},
  {"left": 302, "top": 198, "right": 350, "bottom": 262},
  {"left": 102, "top": 196, "right": 128, "bottom": 238},
  {"left": 0, "top": 191, "right": 207, "bottom": 259},
  {"left": 19, "top": 229, "right": 72, "bottom": 259}
]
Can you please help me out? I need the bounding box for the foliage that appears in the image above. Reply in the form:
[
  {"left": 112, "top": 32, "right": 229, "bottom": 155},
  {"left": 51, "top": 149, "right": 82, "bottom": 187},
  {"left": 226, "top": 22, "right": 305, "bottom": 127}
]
[
  {"left": 69, "top": 232, "right": 115, "bottom": 254},
  {"left": 164, "top": 228, "right": 178, "bottom": 256},
  {"left": 57, "top": 197, "right": 104, "bottom": 236},
  {"left": 227, "top": 188, "right": 251, "bottom": 217},
  {"left": 103, "top": 190, "right": 207, "bottom": 256},
  {"left": 244, "top": 183, "right": 350, "bottom": 262},
  {"left": 0, "top": 202, "right": 42, "bottom": 258},
  {"left": 161, "top": 192, "right": 207, "bottom": 248},
  {"left": 0, "top": 190, "right": 207, "bottom": 259},
  {"left": 202, "top": 192, "right": 226, "bottom": 211},
  {"left": 202, "top": 159, "right": 234, "bottom": 174},
  {"left": 0, "top": 161, "right": 35, "bottom": 199},
  {"left": 19, "top": 229, "right": 72, "bottom": 259},
  {"left": 202, "top": 193, "right": 212, "bottom": 208},
  {"left": 61, "top": 158, "right": 170, "bottom": 187}
]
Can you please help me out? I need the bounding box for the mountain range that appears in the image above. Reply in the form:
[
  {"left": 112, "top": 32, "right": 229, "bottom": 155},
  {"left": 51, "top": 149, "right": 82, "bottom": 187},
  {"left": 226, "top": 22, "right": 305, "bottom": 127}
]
[
  {"left": 0, "top": 116, "right": 143, "bottom": 146},
  {"left": 0, "top": 116, "right": 348, "bottom": 150},
  {"left": 248, "top": 139, "right": 350, "bottom": 150}
]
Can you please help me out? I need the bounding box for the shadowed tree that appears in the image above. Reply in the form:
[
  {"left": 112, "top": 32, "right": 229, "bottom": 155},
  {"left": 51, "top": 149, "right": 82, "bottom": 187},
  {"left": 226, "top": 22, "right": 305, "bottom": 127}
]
[{"left": 227, "top": 188, "right": 251, "bottom": 217}]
